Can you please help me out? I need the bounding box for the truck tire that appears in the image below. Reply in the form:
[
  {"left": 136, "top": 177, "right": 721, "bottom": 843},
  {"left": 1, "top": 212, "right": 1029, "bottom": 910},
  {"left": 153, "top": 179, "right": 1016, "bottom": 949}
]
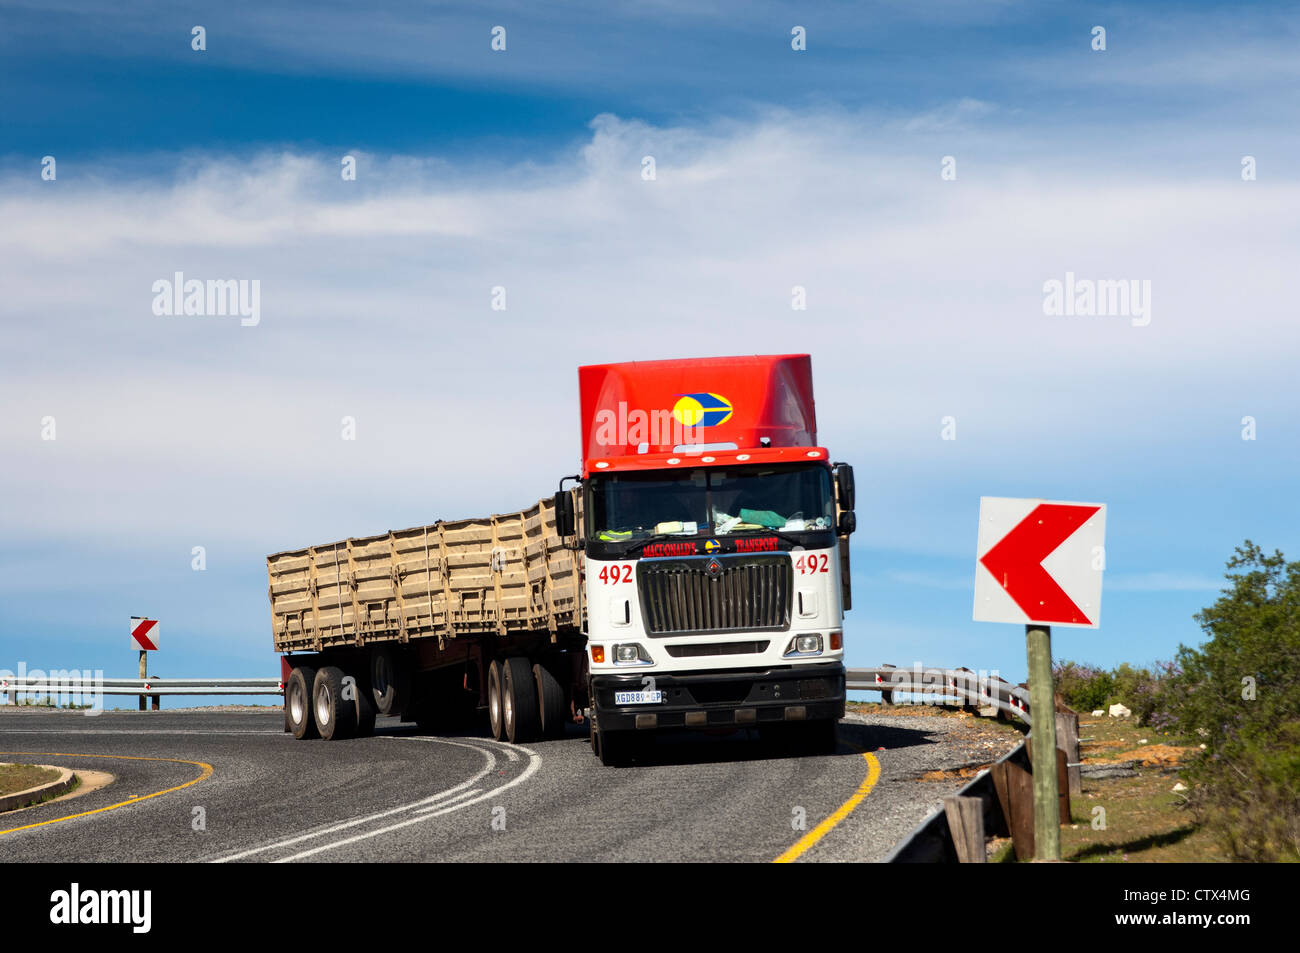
[
  {"left": 487, "top": 660, "right": 506, "bottom": 741},
  {"left": 369, "top": 646, "right": 411, "bottom": 717},
  {"left": 286, "top": 665, "right": 318, "bottom": 740},
  {"left": 534, "top": 663, "right": 566, "bottom": 739},
  {"left": 314, "top": 666, "right": 357, "bottom": 741},
  {"left": 353, "top": 669, "right": 377, "bottom": 737},
  {"left": 503, "top": 657, "right": 540, "bottom": 744}
]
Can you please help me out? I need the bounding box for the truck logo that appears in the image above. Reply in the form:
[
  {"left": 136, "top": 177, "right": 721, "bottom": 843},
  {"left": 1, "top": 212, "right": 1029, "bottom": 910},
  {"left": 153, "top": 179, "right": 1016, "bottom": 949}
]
[
  {"left": 703, "top": 538, "right": 721, "bottom": 553},
  {"left": 706, "top": 558, "right": 723, "bottom": 576},
  {"left": 671, "top": 393, "right": 733, "bottom": 428}
]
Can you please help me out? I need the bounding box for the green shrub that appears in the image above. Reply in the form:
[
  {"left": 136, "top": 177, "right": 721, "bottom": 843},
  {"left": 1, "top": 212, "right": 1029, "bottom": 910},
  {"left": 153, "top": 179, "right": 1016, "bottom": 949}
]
[
  {"left": 1053, "top": 661, "right": 1115, "bottom": 712},
  {"left": 1169, "top": 541, "right": 1300, "bottom": 862}
]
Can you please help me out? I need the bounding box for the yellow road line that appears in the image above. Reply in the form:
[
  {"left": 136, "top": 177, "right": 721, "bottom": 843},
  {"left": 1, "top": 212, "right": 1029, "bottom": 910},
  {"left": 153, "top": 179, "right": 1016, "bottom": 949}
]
[
  {"left": 0, "top": 752, "right": 213, "bottom": 836},
  {"left": 774, "top": 750, "right": 881, "bottom": 863}
]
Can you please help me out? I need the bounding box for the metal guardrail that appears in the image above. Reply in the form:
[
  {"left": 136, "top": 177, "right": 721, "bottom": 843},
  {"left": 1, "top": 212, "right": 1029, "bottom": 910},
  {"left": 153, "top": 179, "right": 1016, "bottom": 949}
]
[
  {"left": 884, "top": 740, "right": 1030, "bottom": 862},
  {"left": 1, "top": 676, "right": 282, "bottom": 697},
  {"left": 846, "top": 664, "right": 1032, "bottom": 724},
  {"left": 844, "top": 663, "right": 1038, "bottom": 863}
]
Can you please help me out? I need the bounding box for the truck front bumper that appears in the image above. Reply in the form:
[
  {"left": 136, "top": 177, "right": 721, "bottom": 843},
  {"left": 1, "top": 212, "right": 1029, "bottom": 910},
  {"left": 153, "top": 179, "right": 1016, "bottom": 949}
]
[{"left": 591, "top": 662, "right": 845, "bottom": 732}]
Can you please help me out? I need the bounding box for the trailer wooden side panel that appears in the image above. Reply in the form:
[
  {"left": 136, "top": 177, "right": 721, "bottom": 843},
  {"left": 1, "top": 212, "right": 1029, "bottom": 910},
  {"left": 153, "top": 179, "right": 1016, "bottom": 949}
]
[{"left": 268, "top": 497, "right": 582, "bottom": 653}]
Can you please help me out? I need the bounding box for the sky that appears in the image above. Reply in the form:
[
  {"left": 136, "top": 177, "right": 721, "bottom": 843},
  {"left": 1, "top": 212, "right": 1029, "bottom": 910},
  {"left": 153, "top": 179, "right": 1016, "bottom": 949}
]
[{"left": 2, "top": 1, "right": 1298, "bottom": 706}]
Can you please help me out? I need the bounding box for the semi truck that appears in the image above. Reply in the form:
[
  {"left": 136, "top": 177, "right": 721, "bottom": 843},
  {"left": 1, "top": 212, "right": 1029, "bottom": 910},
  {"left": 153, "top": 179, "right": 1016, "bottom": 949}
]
[{"left": 269, "top": 353, "right": 855, "bottom": 765}]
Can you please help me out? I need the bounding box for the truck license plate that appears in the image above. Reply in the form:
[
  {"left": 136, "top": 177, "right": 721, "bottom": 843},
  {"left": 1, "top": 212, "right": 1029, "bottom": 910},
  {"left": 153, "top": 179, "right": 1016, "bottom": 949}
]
[{"left": 615, "top": 690, "right": 663, "bottom": 705}]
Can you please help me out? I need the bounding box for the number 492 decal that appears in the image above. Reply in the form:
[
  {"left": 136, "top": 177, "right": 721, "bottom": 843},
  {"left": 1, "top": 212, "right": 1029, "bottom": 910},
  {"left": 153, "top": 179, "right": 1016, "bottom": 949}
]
[
  {"left": 598, "top": 564, "right": 634, "bottom": 584},
  {"left": 794, "top": 554, "right": 830, "bottom": 575}
]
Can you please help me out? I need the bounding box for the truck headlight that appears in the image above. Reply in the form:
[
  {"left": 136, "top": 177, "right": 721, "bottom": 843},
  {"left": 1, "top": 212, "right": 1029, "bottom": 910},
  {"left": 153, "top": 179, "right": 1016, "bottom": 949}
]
[
  {"left": 784, "top": 634, "right": 823, "bottom": 656},
  {"left": 613, "top": 643, "right": 653, "bottom": 665}
]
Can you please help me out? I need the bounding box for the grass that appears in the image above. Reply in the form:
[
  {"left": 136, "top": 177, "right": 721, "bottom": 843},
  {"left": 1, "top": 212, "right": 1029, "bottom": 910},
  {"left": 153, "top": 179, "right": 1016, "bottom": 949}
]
[
  {"left": 988, "top": 713, "right": 1230, "bottom": 863},
  {"left": 0, "top": 763, "right": 61, "bottom": 797}
]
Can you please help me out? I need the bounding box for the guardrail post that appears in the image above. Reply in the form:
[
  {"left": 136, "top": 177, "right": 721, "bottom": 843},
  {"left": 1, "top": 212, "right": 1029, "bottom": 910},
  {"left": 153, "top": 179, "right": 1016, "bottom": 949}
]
[
  {"left": 943, "top": 795, "right": 986, "bottom": 863},
  {"left": 1056, "top": 710, "right": 1081, "bottom": 796},
  {"left": 991, "top": 757, "right": 1035, "bottom": 860}
]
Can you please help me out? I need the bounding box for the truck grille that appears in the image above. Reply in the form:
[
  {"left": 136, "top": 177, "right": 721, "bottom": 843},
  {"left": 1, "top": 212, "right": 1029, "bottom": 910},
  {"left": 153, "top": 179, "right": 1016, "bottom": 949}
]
[{"left": 637, "top": 555, "right": 792, "bottom": 636}]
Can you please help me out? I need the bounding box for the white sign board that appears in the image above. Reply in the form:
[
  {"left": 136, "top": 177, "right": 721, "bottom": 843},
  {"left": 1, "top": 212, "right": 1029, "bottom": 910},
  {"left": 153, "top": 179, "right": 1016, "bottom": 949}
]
[
  {"left": 130, "top": 617, "right": 160, "bottom": 651},
  {"left": 973, "top": 497, "right": 1106, "bottom": 628}
]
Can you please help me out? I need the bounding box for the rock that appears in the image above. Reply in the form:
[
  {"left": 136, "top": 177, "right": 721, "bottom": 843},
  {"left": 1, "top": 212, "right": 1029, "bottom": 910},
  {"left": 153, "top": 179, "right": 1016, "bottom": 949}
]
[
  {"left": 1092, "top": 709, "right": 1105, "bottom": 717},
  {"left": 1139, "top": 738, "right": 1148, "bottom": 744},
  {"left": 1081, "top": 760, "right": 1139, "bottom": 779},
  {"left": 1108, "top": 703, "right": 1131, "bottom": 718},
  {"left": 1172, "top": 782, "right": 1188, "bottom": 792}
]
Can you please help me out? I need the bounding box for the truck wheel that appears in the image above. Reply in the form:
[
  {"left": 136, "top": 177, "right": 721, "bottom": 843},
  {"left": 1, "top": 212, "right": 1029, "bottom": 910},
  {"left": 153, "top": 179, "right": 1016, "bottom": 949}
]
[
  {"left": 314, "top": 666, "right": 357, "bottom": 741},
  {"left": 503, "top": 657, "right": 540, "bottom": 744},
  {"left": 286, "top": 665, "right": 318, "bottom": 740},
  {"left": 534, "top": 663, "right": 566, "bottom": 739},
  {"left": 487, "top": 660, "right": 506, "bottom": 741},
  {"left": 353, "top": 669, "right": 377, "bottom": 737},
  {"left": 369, "top": 646, "right": 411, "bottom": 716}
]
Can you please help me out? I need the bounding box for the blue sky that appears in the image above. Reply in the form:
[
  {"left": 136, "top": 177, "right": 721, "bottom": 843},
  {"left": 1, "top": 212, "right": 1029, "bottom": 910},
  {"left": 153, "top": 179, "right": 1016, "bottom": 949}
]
[{"left": 2, "top": 1, "right": 1298, "bottom": 705}]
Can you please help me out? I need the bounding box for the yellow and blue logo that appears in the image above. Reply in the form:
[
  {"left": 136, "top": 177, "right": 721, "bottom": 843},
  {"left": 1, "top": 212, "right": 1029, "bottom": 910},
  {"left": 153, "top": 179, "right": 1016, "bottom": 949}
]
[
  {"left": 703, "top": 538, "right": 722, "bottom": 554},
  {"left": 671, "top": 392, "right": 733, "bottom": 428}
]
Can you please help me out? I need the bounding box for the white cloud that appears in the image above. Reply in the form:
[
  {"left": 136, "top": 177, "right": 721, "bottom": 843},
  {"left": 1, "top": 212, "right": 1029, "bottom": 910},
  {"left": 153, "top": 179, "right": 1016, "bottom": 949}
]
[{"left": 2, "top": 110, "right": 1297, "bottom": 563}]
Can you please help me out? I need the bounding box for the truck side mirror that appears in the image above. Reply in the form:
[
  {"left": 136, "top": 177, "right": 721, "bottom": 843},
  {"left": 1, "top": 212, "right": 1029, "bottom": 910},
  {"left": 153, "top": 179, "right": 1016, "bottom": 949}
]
[
  {"left": 554, "top": 489, "right": 576, "bottom": 538},
  {"left": 835, "top": 464, "right": 855, "bottom": 512},
  {"left": 838, "top": 510, "right": 856, "bottom": 536}
]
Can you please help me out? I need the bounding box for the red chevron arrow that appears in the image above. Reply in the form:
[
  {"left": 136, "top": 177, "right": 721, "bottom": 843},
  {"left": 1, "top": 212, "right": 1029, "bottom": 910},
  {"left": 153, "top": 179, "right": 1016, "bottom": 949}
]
[{"left": 979, "top": 503, "right": 1101, "bottom": 625}]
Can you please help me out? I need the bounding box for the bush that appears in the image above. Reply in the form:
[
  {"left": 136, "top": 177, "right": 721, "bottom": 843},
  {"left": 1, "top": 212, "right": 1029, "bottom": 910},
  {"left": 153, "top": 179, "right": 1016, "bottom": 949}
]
[
  {"left": 1168, "top": 541, "right": 1300, "bottom": 862},
  {"left": 1052, "top": 661, "right": 1115, "bottom": 712}
]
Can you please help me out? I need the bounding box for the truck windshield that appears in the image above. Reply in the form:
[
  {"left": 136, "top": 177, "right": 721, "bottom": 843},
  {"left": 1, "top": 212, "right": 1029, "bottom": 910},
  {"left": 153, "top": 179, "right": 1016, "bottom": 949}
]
[{"left": 587, "top": 464, "right": 834, "bottom": 542}]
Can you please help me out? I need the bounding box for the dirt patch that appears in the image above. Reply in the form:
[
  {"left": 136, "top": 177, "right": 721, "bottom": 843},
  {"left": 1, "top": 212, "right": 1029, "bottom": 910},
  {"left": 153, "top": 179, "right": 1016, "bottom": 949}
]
[
  {"left": 1114, "top": 744, "right": 1197, "bottom": 767},
  {"left": 918, "top": 763, "right": 994, "bottom": 782}
]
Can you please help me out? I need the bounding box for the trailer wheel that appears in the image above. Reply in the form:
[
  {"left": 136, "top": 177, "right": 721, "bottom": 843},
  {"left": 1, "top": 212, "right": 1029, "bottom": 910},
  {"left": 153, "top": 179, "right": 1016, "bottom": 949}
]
[
  {"left": 314, "top": 666, "right": 357, "bottom": 741},
  {"left": 503, "top": 657, "right": 541, "bottom": 744},
  {"left": 369, "top": 646, "right": 411, "bottom": 717},
  {"left": 286, "top": 665, "right": 318, "bottom": 740},
  {"left": 487, "top": 660, "right": 506, "bottom": 741},
  {"left": 534, "top": 664, "right": 566, "bottom": 739},
  {"left": 353, "top": 669, "right": 377, "bottom": 737}
]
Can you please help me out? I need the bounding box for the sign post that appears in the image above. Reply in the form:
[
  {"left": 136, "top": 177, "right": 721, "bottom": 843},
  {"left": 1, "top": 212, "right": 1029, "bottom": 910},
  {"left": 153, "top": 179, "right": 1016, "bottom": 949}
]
[
  {"left": 130, "top": 617, "right": 159, "bottom": 711},
  {"left": 1025, "top": 623, "right": 1058, "bottom": 859},
  {"left": 974, "top": 497, "right": 1106, "bottom": 862}
]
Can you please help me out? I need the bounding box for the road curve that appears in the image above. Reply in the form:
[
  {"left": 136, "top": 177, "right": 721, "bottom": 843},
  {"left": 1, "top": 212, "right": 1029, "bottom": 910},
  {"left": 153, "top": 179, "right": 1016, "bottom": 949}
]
[{"left": 0, "top": 707, "right": 1017, "bottom": 862}]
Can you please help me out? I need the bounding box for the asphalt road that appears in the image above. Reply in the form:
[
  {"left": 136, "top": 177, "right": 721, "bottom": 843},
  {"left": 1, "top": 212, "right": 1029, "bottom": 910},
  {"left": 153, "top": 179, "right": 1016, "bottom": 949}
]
[{"left": 0, "top": 707, "right": 1019, "bottom": 862}]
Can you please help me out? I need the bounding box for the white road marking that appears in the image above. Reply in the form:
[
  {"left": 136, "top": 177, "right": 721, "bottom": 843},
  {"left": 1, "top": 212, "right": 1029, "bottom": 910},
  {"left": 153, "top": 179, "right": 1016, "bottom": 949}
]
[
  {"left": 410, "top": 788, "right": 481, "bottom": 814},
  {"left": 390, "top": 734, "right": 521, "bottom": 762},
  {"left": 273, "top": 744, "right": 542, "bottom": 862},
  {"left": 211, "top": 737, "right": 498, "bottom": 862}
]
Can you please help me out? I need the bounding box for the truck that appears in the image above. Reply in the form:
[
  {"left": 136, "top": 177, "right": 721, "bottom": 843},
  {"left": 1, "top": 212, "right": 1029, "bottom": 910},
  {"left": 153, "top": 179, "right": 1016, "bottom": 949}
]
[{"left": 268, "top": 353, "right": 856, "bottom": 765}]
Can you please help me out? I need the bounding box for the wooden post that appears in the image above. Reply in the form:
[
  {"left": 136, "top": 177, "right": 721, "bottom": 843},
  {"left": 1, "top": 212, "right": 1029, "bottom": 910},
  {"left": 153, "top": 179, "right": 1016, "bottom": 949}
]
[
  {"left": 1056, "top": 709, "right": 1081, "bottom": 796},
  {"left": 138, "top": 649, "right": 147, "bottom": 711},
  {"left": 1025, "top": 624, "right": 1060, "bottom": 860},
  {"left": 992, "top": 759, "right": 1036, "bottom": 860},
  {"left": 944, "top": 795, "right": 986, "bottom": 863}
]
